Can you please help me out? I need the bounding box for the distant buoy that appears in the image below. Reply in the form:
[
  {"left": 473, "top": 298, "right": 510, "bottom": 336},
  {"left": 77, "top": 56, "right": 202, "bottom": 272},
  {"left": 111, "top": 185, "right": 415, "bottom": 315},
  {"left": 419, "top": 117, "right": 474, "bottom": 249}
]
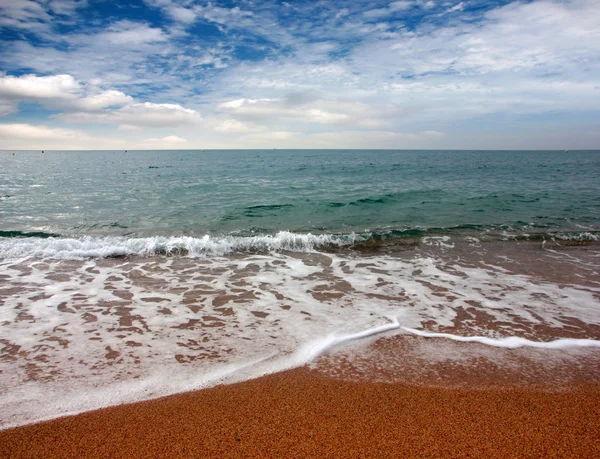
[
  {"left": 125, "top": 150, "right": 128, "bottom": 153},
  {"left": 565, "top": 149, "right": 569, "bottom": 153},
  {"left": 12, "top": 152, "right": 15, "bottom": 156}
]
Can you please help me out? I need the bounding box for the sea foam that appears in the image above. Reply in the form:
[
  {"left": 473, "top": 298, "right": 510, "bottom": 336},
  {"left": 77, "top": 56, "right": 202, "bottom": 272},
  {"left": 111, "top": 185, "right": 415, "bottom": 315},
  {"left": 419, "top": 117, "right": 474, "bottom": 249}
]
[
  {"left": 0, "top": 232, "right": 357, "bottom": 259},
  {"left": 402, "top": 328, "right": 600, "bottom": 349},
  {"left": 1, "top": 252, "right": 599, "bottom": 429}
]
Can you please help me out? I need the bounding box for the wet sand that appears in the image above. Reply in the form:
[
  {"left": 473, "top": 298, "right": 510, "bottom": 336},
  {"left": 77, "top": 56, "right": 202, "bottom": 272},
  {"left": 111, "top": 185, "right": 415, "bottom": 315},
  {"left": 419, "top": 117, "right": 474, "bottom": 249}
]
[{"left": 1, "top": 366, "right": 599, "bottom": 458}]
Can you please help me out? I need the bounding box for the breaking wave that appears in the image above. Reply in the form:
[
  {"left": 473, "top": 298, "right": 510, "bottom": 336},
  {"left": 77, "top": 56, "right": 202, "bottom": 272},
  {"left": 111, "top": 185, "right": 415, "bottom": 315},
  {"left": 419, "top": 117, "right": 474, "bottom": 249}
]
[
  {"left": 0, "top": 232, "right": 360, "bottom": 259},
  {"left": 0, "top": 227, "right": 598, "bottom": 260}
]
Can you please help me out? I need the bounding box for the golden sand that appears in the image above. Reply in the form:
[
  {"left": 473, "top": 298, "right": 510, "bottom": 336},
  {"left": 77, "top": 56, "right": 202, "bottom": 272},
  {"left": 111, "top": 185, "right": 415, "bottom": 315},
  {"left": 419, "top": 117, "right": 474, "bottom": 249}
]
[{"left": 1, "top": 367, "right": 599, "bottom": 458}]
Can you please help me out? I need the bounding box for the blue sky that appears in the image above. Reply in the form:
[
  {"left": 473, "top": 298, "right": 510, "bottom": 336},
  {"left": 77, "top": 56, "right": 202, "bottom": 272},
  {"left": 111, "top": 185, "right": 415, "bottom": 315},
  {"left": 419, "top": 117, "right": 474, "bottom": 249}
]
[{"left": 0, "top": 0, "right": 599, "bottom": 149}]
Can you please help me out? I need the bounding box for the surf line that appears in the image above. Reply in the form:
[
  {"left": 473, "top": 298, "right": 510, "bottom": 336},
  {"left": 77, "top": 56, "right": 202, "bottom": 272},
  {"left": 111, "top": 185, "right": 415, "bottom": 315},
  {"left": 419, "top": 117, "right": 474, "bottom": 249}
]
[
  {"left": 296, "top": 318, "right": 401, "bottom": 362},
  {"left": 0, "top": 321, "right": 404, "bottom": 431},
  {"left": 261, "top": 317, "right": 403, "bottom": 377},
  {"left": 401, "top": 327, "right": 600, "bottom": 349}
]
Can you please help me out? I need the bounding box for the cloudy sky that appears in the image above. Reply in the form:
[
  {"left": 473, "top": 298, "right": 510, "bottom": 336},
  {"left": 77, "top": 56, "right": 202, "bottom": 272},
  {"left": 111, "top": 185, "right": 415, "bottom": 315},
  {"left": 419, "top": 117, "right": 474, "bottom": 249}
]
[{"left": 0, "top": 0, "right": 599, "bottom": 149}]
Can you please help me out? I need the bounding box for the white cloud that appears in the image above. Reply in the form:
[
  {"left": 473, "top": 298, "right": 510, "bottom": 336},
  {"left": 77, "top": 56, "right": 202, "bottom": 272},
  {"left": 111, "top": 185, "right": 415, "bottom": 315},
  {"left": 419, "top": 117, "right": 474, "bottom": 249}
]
[
  {"left": 0, "top": 100, "right": 16, "bottom": 116},
  {"left": 218, "top": 98, "right": 280, "bottom": 115},
  {"left": 390, "top": 1, "right": 412, "bottom": 11},
  {"left": 146, "top": 1, "right": 255, "bottom": 31},
  {"left": 201, "top": 128, "right": 445, "bottom": 149},
  {"left": 0, "top": 0, "right": 87, "bottom": 35},
  {"left": 96, "top": 20, "right": 168, "bottom": 45},
  {"left": 198, "top": 4, "right": 254, "bottom": 27},
  {"left": 134, "top": 135, "right": 188, "bottom": 148},
  {"left": 0, "top": 123, "right": 89, "bottom": 141},
  {"left": 0, "top": 74, "right": 80, "bottom": 100},
  {"left": 159, "top": 135, "right": 186, "bottom": 143},
  {"left": 76, "top": 90, "right": 133, "bottom": 111},
  {"left": 2, "top": 40, "right": 174, "bottom": 91},
  {"left": 218, "top": 94, "right": 392, "bottom": 128},
  {"left": 0, "top": 73, "right": 201, "bottom": 132},
  {"left": 232, "top": 130, "right": 297, "bottom": 147},
  {"left": 117, "top": 124, "right": 143, "bottom": 132},
  {"left": 307, "top": 130, "right": 444, "bottom": 148},
  {"left": 0, "top": 123, "right": 191, "bottom": 150},
  {"left": 0, "top": 123, "right": 118, "bottom": 149},
  {"left": 363, "top": 0, "right": 415, "bottom": 19},
  {"left": 0, "top": 1, "right": 50, "bottom": 31},
  {"left": 246, "top": 130, "right": 294, "bottom": 141},
  {"left": 306, "top": 109, "right": 350, "bottom": 124},
  {"left": 48, "top": 0, "right": 87, "bottom": 16},
  {"left": 0, "top": 73, "right": 132, "bottom": 114},
  {"left": 377, "top": 0, "right": 600, "bottom": 77},
  {"left": 445, "top": 2, "right": 465, "bottom": 14},
  {"left": 165, "top": 6, "right": 197, "bottom": 23},
  {"left": 214, "top": 119, "right": 253, "bottom": 133},
  {"left": 63, "top": 102, "right": 202, "bottom": 128},
  {"left": 335, "top": 8, "right": 349, "bottom": 20},
  {"left": 363, "top": 8, "right": 391, "bottom": 19},
  {"left": 108, "top": 102, "right": 201, "bottom": 127},
  {"left": 0, "top": 14, "right": 206, "bottom": 100}
]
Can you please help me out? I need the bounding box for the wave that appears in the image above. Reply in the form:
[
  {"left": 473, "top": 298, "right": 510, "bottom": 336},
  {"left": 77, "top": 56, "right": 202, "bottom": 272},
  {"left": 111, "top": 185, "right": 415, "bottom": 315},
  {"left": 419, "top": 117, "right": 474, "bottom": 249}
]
[
  {"left": 0, "top": 232, "right": 360, "bottom": 259},
  {"left": 222, "top": 190, "right": 447, "bottom": 220},
  {"left": 0, "top": 227, "right": 598, "bottom": 259}
]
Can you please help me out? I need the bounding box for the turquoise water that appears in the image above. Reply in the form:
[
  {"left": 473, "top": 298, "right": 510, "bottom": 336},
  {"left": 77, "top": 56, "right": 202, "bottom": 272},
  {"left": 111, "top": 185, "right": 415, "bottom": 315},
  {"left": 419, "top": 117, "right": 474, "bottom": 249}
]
[{"left": 1, "top": 149, "right": 599, "bottom": 254}]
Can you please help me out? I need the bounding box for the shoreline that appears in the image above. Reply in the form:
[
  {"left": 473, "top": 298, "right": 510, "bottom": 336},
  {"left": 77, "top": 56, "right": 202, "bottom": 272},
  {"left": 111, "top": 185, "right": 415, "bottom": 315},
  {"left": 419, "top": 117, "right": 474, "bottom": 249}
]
[{"left": 2, "top": 366, "right": 599, "bottom": 458}]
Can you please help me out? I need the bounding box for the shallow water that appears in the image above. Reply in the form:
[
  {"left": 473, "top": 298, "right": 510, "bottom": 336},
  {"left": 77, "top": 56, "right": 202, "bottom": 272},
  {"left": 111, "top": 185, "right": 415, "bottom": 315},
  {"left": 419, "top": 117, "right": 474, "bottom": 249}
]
[{"left": 1, "top": 242, "right": 599, "bottom": 428}]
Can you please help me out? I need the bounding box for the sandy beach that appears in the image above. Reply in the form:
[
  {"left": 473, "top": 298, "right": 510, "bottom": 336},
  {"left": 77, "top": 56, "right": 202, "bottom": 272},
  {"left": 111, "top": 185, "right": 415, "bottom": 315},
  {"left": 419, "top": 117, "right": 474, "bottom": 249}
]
[{"left": 1, "top": 365, "right": 599, "bottom": 458}]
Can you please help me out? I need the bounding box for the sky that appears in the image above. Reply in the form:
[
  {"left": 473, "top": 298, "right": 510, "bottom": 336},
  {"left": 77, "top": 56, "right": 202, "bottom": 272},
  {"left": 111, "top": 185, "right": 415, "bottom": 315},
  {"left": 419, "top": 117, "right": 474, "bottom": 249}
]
[{"left": 0, "top": 0, "right": 599, "bottom": 150}]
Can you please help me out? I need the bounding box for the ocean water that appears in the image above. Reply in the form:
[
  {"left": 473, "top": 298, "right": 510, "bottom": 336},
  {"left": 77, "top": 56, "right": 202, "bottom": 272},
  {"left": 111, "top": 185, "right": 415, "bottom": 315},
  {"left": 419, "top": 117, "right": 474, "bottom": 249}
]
[
  {"left": 1, "top": 149, "right": 600, "bottom": 428},
  {"left": 2, "top": 149, "right": 600, "bottom": 241}
]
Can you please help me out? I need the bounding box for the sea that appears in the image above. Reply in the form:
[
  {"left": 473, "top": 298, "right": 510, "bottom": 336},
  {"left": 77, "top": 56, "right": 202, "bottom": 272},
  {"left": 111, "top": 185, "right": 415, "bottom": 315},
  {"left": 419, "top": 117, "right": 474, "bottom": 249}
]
[{"left": 1, "top": 149, "right": 600, "bottom": 428}]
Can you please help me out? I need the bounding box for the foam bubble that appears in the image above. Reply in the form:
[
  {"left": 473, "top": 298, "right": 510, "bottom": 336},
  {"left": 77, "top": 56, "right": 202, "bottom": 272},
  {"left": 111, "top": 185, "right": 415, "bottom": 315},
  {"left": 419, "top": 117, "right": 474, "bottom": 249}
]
[
  {"left": 554, "top": 232, "right": 599, "bottom": 241},
  {"left": 421, "top": 235, "right": 454, "bottom": 249},
  {"left": 401, "top": 328, "right": 600, "bottom": 349}
]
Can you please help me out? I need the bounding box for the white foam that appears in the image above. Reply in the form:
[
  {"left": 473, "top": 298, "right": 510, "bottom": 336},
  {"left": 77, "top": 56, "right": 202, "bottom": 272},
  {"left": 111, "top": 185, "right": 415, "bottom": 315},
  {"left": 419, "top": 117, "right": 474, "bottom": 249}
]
[
  {"left": 465, "top": 236, "right": 481, "bottom": 247},
  {"left": 0, "top": 315, "right": 400, "bottom": 430},
  {"left": 1, "top": 252, "right": 600, "bottom": 429},
  {"left": 402, "top": 328, "right": 600, "bottom": 349},
  {"left": 0, "top": 232, "right": 358, "bottom": 259},
  {"left": 278, "top": 318, "right": 401, "bottom": 370},
  {"left": 554, "top": 232, "right": 599, "bottom": 241},
  {"left": 421, "top": 235, "right": 454, "bottom": 249}
]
